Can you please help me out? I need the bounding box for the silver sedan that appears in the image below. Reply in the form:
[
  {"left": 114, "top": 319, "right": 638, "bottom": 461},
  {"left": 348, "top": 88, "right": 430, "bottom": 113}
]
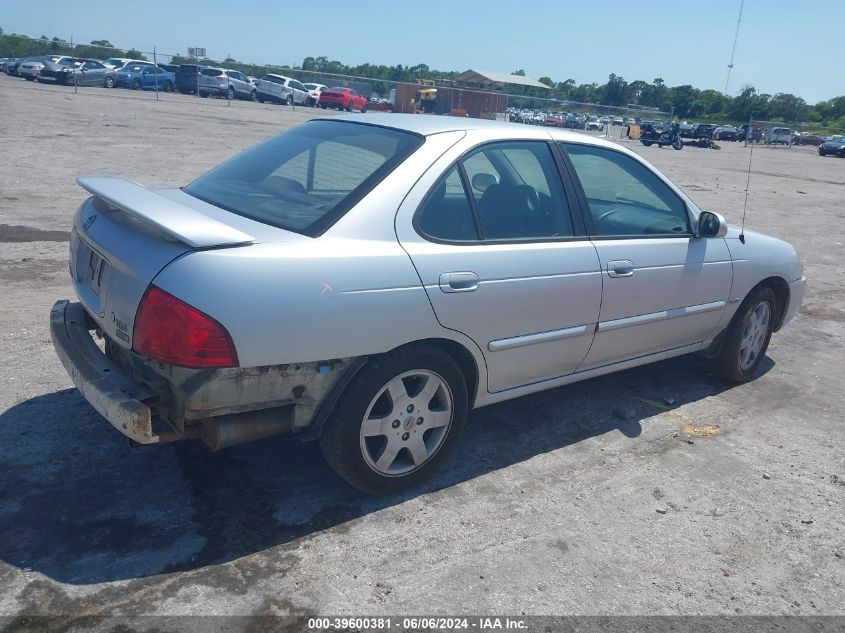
[{"left": 51, "top": 114, "right": 805, "bottom": 494}]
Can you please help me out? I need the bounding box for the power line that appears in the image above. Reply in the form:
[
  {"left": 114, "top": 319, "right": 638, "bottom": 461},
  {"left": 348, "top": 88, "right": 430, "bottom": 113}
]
[{"left": 724, "top": 0, "right": 745, "bottom": 95}]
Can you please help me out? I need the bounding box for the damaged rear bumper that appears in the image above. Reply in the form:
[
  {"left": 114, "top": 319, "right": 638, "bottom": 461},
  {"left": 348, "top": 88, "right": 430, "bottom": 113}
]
[
  {"left": 50, "top": 300, "right": 364, "bottom": 448},
  {"left": 50, "top": 300, "right": 161, "bottom": 444}
]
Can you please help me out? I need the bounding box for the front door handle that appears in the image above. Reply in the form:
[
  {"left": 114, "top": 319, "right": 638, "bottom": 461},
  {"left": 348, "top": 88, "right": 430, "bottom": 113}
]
[
  {"left": 607, "top": 260, "right": 634, "bottom": 278},
  {"left": 439, "top": 272, "right": 479, "bottom": 293}
]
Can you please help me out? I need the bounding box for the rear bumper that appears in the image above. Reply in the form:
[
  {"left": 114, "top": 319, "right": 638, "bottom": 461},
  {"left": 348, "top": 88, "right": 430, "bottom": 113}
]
[{"left": 50, "top": 300, "right": 161, "bottom": 444}]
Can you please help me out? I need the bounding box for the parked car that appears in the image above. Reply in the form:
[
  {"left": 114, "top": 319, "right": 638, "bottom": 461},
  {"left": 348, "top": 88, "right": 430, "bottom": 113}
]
[
  {"left": 198, "top": 67, "right": 257, "bottom": 101},
  {"left": 611, "top": 117, "right": 624, "bottom": 126},
  {"left": 51, "top": 114, "right": 805, "bottom": 495},
  {"left": 792, "top": 132, "right": 824, "bottom": 146},
  {"left": 585, "top": 116, "right": 603, "bottom": 131},
  {"left": 17, "top": 55, "right": 69, "bottom": 80},
  {"left": 36, "top": 57, "right": 76, "bottom": 84},
  {"left": 563, "top": 115, "right": 585, "bottom": 129},
  {"left": 319, "top": 87, "right": 368, "bottom": 112},
  {"left": 103, "top": 57, "right": 153, "bottom": 70},
  {"left": 256, "top": 74, "right": 310, "bottom": 105},
  {"left": 678, "top": 122, "right": 696, "bottom": 138},
  {"left": 4, "top": 57, "right": 30, "bottom": 76},
  {"left": 37, "top": 58, "right": 118, "bottom": 87},
  {"left": 304, "top": 83, "right": 328, "bottom": 107},
  {"left": 818, "top": 135, "right": 845, "bottom": 157},
  {"left": 692, "top": 123, "right": 718, "bottom": 140},
  {"left": 117, "top": 64, "right": 175, "bottom": 91},
  {"left": 175, "top": 64, "right": 207, "bottom": 94},
  {"left": 765, "top": 127, "right": 792, "bottom": 145},
  {"left": 713, "top": 125, "right": 739, "bottom": 141},
  {"left": 544, "top": 115, "right": 562, "bottom": 127}
]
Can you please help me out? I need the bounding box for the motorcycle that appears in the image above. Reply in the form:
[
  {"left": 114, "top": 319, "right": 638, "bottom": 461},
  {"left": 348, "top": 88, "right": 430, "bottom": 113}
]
[{"left": 640, "top": 122, "right": 683, "bottom": 150}]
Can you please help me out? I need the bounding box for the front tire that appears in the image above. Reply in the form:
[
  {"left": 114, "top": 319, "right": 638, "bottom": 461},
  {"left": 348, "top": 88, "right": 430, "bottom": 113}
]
[
  {"left": 712, "top": 286, "right": 776, "bottom": 383},
  {"left": 286, "top": 94, "right": 293, "bottom": 106},
  {"left": 104, "top": 76, "right": 115, "bottom": 88},
  {"left": 319, "top": 345, "right": 468, "bottom": 495},
  {"left": 131, "top": 78, "right": 141, "bottom": 90}
]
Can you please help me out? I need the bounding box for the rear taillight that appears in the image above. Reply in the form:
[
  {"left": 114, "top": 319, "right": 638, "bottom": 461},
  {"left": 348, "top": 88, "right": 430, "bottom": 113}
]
[{"left": 133, "top": 286, "right": 237, "bottom": 368}]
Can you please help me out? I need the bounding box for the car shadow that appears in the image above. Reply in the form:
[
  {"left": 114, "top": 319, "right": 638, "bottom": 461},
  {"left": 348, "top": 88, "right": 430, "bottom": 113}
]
[{"left": 0, "top": 354, "right": 772, "bottom": 585}]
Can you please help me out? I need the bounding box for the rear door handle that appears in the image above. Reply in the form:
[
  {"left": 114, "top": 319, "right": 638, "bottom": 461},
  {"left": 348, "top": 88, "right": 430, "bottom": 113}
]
[
  {"left": 607, "top": 260, "right": 634, "bottom": 277},
  {"left": 439, "top": 272, "right": 479, "bottom": 293}
]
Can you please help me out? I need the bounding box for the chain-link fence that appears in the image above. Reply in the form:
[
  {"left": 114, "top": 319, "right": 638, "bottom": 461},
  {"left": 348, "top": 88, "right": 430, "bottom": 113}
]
[{"left": 1, "top": 31, "right": 677, "bottom": 129}]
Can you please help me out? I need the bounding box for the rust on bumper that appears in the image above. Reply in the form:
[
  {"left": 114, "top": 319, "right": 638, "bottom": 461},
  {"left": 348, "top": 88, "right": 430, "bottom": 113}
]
[{"left": 50, "top": 300, "right": 160, "bottom": 444}]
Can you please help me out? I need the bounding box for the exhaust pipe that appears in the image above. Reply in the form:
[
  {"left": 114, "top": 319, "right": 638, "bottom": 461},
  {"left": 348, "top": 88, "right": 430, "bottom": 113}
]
[{"left": 200, "top": 405, "right": 294, "bottom": 451}]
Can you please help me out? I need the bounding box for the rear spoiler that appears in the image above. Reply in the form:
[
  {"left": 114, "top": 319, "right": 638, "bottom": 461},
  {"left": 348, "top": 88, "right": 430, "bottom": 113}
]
[{"left": 77, "top": 176, "right": 255, "bottom": 248}]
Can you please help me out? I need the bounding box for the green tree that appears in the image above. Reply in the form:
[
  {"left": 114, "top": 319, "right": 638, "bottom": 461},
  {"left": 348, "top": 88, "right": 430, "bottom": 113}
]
[
  {"left": 670, "top": 84, "right": 696, "bottom": 118},
  {"left": 90, "top": 39, "right": 113, "bottom": 47},
  {"left": 768, "top": 93, "right": 808, "bottom": 122},
  {"left": 124, "top": 48, "right": 146, "bottom": 60},
  {"left": 601, "top": 73, "right": 627, "bottom": 106}
]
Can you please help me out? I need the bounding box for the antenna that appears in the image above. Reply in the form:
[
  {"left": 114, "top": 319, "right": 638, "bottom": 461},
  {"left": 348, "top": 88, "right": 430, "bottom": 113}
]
[
  {"left": 724, "top": 0, "right": 745, "bottom": 94},
  {"left": 740, "top": 139, "right": 753, "bottom": 244}
]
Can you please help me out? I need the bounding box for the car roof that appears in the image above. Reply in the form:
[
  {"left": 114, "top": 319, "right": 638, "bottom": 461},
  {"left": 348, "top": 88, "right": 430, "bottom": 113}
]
[{"left": 314, "top": 113, "right": 626, "bottom": 147}]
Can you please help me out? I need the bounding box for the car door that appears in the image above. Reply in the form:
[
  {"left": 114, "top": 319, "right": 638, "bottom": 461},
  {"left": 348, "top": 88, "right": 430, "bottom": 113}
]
[
  {"left": 230, "top": 71, "right": 248, "bottom": 96},
  {"left": 291, "top": 80, "right": 308, "bottom": 104},
  {"left": 559, "top": 141, "right": 733, "bottom": 371},
  {"left": 78, "top": 61, "right": 99, "bottom": 85},
  {"left": 396, "top": 136, "right": 602, "bottom": 393}
]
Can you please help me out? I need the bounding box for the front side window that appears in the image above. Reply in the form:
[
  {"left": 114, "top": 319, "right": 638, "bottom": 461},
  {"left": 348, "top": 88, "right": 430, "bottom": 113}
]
[
  {"left": 184, "top": 121, "right": 423, "bottom": 237},
  {"left": 561, "top": 142, "right": 690, "bottom": 237}
]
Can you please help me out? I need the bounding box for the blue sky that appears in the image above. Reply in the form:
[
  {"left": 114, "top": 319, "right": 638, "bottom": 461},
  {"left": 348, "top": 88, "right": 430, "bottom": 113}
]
[{"left": 2, "top": 0, "right": 841, "bottom": 103}]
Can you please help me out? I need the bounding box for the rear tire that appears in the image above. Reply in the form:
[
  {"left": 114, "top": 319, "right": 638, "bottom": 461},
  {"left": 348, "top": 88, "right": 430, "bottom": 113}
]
[
  {"left": 164, "top": 80, "right": 173, "bottom": 92},
  {"left": 227, "top": 86, "right": 235, "bottom": 100},
  {"left": 250, "top": 89, "right": 257, "bottom": 102},
  {"left": 319, "top": 345, "right": 468, "bottom": 495},
  {"left": 712, "top": 286, "right": 776, "bottom": 383}
]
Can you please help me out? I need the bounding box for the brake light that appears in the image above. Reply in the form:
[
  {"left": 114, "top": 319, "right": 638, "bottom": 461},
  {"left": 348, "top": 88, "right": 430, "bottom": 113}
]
[{"left": 133, "top": 286, "right": 238, "bottom": 368}]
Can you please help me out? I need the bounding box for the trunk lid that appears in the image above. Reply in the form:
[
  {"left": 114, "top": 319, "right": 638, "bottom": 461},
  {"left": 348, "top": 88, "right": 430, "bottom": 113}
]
[{"left": 70, "top": 177, "right": 297, "bottom": 350}]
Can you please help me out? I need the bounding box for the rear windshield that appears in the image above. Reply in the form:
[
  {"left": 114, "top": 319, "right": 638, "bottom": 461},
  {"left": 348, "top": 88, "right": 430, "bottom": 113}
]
[
  {"left": 201, "top": 68, "right": 223, "bottom": 77},
  {"left": 184, "top": 120, "right": 423, "bottom": 237}
]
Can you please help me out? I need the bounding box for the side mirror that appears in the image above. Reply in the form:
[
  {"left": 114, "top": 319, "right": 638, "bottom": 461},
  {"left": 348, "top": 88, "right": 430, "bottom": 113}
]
[{"left": 697, "top": 211, "right": 728, "bottom": 238}]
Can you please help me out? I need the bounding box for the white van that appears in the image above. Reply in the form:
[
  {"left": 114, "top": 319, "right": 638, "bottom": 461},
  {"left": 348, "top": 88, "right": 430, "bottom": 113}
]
[{"left": 766, "top": 127, "right": 792, "bottom": 145}]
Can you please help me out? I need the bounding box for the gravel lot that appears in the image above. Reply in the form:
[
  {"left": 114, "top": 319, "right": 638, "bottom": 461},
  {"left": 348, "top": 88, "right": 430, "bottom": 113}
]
[{"left": 0, "top": 76, "right": 843, "bottom": 623}]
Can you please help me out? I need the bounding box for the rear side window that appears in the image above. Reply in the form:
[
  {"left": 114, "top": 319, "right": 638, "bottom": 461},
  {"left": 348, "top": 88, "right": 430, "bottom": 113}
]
[
  {"left": 416, "top": 141, "right": 575, "bottom": 242},
  {"left": 416, "top": 165, "right": 478, "bottom": 241},
  {"left": 184, "top": 121, "right": 423, "bottom": 237}
]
